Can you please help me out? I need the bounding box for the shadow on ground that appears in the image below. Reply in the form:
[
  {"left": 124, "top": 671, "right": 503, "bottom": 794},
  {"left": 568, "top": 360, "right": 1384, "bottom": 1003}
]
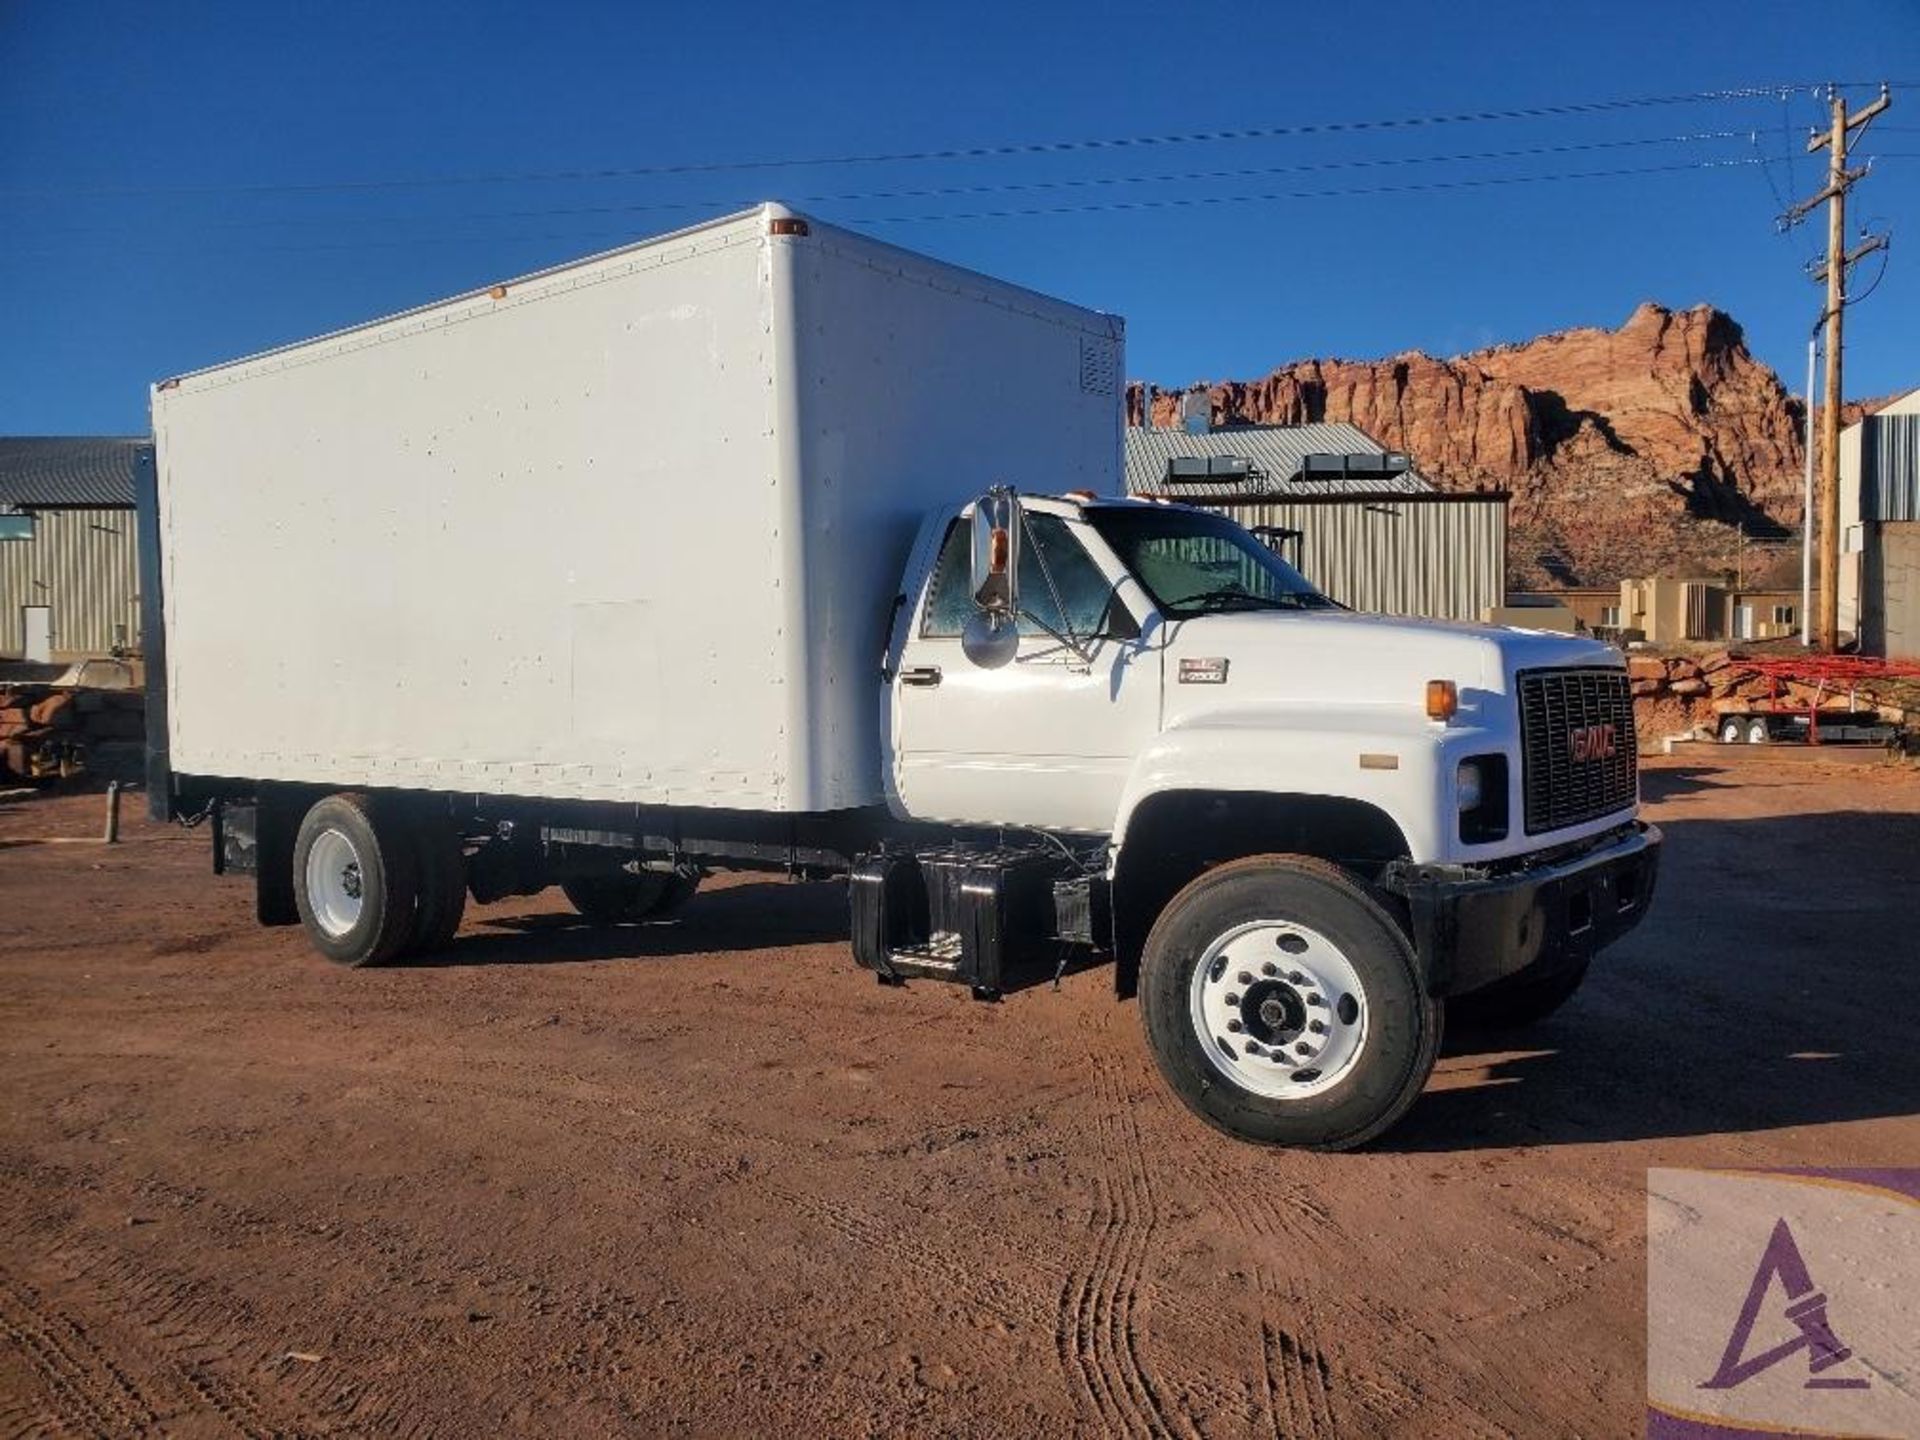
[
  {"left": 1387, "top": 806, "right": 1920, "bottom": 1152},
  {"left": 414, "top": 878, "right": 852, "bottom": 967}
]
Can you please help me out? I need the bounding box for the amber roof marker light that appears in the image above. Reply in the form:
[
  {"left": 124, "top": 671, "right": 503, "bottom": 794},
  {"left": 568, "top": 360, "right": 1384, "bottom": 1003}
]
[{"left": 768, "top": 217, "right": 810, "bottom": 237}]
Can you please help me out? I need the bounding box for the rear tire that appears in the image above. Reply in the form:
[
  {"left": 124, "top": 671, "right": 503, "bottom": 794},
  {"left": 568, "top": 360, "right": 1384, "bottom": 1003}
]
[
  {"left": 561, "top": 870, "right": 697, "bottom": 924},
  {"left": 1448, "top": 960, "right": 1590, "bottom": 1030},
  {"left": 1139, "top": 855, "right": 1441, "bottom": 1151},
  {"left": 1719, "top": 717, "right": 1744, "bottom": 744},
  {"left": 293, "top": 793, "right": 420, "bottom": 967},
  {"left": 407, "top": 812, "right": 467, "bottom": 956},
  {"left": 1747, "top": 717, "right": 1770, "bottom": 745}
]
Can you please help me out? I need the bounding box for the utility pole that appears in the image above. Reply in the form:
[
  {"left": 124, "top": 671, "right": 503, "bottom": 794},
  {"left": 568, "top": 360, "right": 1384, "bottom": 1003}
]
[{"left": 1781, "top": 83, "right": 1891, "bottom": 650}]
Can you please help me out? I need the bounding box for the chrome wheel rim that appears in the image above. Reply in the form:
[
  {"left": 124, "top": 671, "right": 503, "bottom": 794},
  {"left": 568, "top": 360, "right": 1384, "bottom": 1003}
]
[
  {"left": 305, "top": 827, "right": 365, "bottom": 938},
  {"left": 1189, "top": 920, "right": 1368, "bottom": 1099}
]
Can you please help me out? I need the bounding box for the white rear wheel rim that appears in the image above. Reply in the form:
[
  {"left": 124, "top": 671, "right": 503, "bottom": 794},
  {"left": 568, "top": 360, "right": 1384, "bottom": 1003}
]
[
  {"left": 305, "top": 827, "right": 365, "bottom": 938},
  {"left": 1188, "top": 920, "right": 1369, "bottom": 1100}
]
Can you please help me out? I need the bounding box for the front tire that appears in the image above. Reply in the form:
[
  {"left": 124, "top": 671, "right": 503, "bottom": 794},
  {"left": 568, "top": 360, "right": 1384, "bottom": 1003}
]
[
  {"left": 293, "top": 794, "right": 420, "bottom": 967},
  {"left": 1139, "top": 855, "right": 1441, "bottom": 1151}
]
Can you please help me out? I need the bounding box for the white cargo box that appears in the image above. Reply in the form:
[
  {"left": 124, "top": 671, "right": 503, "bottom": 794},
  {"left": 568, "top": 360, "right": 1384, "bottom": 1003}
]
[{"left": 153, "top": 204, "right": 1124, "bottom": 812}]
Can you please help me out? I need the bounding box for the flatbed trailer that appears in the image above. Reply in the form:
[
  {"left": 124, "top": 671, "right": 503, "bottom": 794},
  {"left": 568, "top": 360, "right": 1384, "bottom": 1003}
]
[{"left": 1713, "top": 655, "right": 1920, "bottom": 747}]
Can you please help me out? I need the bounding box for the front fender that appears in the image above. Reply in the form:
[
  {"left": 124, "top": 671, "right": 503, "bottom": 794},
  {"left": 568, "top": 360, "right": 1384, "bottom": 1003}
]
[{"left": 1111, "top": 704, "right": 1496, "bottom": 865}]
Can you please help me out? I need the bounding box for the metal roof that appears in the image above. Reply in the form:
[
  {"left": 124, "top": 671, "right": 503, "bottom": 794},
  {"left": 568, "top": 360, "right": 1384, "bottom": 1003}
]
[
  {"left": 1125, "top": 422, "right": 1433, "bottom": 497},
  {"left": 0, "top": 437, "right": 144, "bottom": 509}
]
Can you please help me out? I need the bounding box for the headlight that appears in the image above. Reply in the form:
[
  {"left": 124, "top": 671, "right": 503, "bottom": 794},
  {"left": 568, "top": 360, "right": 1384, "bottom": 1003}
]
[
  {"left": 1457, "top": 754, "right": 1510, "bottom": 843},
  {"left": 1456, "top": 760, "right": 1483, "bottom": 812}
]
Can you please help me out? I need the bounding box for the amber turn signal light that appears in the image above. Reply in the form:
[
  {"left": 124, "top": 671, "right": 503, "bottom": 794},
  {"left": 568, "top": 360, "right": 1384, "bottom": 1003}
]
[{"left": 1426, "top": 679, "right": 1458, "bottom": 722}]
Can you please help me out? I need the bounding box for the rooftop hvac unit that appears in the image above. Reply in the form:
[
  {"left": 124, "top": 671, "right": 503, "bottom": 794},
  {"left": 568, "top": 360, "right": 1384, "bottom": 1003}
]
[
  {"left": 1299, "top": 452, "right": 1414, "bottom": 482},
  {"left": 1164, "top": 455, "right": 1268, "bottom": 489}
]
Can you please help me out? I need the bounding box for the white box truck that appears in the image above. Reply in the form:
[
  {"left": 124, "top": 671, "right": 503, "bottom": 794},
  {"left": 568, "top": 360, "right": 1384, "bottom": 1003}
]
[{"left": 142, "top": 204, "right": 1659, "bottom": 1149}]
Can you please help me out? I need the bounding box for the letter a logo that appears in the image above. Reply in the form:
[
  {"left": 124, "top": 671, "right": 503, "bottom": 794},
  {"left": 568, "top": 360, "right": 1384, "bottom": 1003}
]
[{"left": 1701, "top": 1218, "right": 1870, "bottom": 1392}]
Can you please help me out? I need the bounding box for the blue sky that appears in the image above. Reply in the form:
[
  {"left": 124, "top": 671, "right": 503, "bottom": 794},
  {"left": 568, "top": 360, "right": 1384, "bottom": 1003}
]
[{"left": 3, "top": 0, "right": 1917, "bottom": 435}]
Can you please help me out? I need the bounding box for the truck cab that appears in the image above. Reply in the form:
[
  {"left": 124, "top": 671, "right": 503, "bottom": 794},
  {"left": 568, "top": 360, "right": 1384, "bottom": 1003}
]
[{"left": 865, "top": 490, "right": 1660, "bottom": 1148}]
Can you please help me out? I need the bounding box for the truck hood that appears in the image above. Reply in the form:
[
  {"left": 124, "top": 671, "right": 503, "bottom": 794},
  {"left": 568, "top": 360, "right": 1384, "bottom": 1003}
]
[{"left": 1158, "top": 610, "right": 1618, "bottom": 726}]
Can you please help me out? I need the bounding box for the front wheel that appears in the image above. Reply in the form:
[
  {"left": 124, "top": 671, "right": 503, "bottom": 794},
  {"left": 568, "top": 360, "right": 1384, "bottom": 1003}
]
[{"left": 1139, "top": 855, "right": 1441, "bottom": 1151}]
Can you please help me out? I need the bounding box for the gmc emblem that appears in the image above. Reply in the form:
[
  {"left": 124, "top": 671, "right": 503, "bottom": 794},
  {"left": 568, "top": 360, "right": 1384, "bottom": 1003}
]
[{"left": 1569, "top": 723, "right": 1618, "bottom": 761}]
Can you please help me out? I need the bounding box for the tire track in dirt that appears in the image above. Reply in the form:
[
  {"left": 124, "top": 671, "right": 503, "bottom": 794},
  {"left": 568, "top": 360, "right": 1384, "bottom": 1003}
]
[
  {"left": 0, "top": 1273, "right": 164, "bottom": 1439},
  {"left": 1052, "top": 1014, "right": 1192, "bottom": 1439}
]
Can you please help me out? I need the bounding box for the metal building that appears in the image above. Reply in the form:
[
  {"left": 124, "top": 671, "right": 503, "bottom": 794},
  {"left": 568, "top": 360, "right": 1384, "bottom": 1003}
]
[
  {"left": 0, "top": 437, "right": 144, "bottom": 661},
  {"left": 1125, "top": 422, "right": 1507, "bottom": 622},
  {"left": 1838, "top": 388, "right": 1920, "bottom": 660}
]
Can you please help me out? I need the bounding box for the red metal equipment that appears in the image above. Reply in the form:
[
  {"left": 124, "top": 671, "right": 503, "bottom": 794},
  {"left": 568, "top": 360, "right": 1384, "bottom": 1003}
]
[{"left": 1734, "top": 655, "right": 1920, "bottom": 745}]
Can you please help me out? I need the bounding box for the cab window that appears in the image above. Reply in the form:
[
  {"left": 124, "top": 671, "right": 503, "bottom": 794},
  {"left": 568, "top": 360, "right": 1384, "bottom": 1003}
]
[{"left": 920, "top": 512, "right": 1113, "bottom": 639}]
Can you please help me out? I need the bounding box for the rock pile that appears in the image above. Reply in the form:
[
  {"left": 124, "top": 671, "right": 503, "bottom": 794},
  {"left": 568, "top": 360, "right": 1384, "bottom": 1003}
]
[{"left": 0, "top": 686, "right": 144, "bottom": 782}]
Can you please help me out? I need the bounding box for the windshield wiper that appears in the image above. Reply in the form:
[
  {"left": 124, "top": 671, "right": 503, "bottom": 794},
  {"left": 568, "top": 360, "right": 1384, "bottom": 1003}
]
[{"left": 1164, "top": 587, "right": 1313, "bottom": 613}]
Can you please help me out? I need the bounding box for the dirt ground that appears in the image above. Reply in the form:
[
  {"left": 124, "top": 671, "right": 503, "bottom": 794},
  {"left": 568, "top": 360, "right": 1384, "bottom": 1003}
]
[{"left": 2, "top": 753, "right": 1916, "bottom": 1438}]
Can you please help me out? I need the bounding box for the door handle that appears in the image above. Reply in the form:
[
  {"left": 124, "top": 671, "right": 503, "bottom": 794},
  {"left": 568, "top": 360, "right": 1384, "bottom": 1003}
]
[{"left": 899, "top": 665, "right": 943, "bottom": 688}]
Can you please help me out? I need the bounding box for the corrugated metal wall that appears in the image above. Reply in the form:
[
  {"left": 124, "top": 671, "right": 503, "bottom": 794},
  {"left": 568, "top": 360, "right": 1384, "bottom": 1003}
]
[
  {"left": 0, "top": 506, "right": 141, "bottom": 658},
  {"left": 1178, "top": 495, "right": 1507, "bottom": 621},
  {"left": 1862, "top": 414, "right": 1920, "bottom": 522}
]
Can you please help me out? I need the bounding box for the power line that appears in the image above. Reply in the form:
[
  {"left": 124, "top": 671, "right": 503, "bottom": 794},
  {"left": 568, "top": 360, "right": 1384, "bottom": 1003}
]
[
  {"left": 5, "top": 152, "right": 1805, "bottom": 259},
  {"left": 0, "top": 83, "right": 1850, "bottom": 200},
  {"left": 30, "top": 129, "right": 1754, "bottom": 237},
  {"left": 855, "top": 155, "right": 1789, "bottom": 225}
]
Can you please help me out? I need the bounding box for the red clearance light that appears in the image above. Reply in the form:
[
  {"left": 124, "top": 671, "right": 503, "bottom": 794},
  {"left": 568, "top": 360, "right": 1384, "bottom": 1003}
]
[{"left": 768, "top": 217, "right": 810, "bottom": 237}]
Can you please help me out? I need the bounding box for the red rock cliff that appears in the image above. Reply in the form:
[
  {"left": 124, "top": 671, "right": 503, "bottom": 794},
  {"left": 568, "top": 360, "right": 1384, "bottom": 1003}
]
[{"left": 1128, "top": 304, "right": 1822, "bottom": 585}]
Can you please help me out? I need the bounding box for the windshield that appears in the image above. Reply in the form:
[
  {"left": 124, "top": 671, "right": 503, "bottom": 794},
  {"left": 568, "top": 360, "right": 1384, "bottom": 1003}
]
[{"left": 1084, "top": 505, "right": 1334, "bottom": 617}]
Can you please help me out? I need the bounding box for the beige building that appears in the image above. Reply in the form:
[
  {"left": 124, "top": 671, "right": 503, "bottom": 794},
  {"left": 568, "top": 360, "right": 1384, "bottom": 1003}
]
[
  {"left": 1504, "top": 581, "right": 1797, "bottom": 644},
  {"left": 1837, "top": 387, "right": 1920, "bottom": 661},
  {"left": 1616, "top": 577, "right": 1799, "bottom": 645}
]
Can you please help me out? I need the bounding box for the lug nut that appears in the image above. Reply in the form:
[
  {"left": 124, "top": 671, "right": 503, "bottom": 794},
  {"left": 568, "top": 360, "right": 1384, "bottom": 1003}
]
[
  {"left": 1237, "top": 971, "right": 1253, "bottom": 986},
  {"left": 1225, "top": 993, "right": 1239, "bottom": 1006},
  {"left": 1261, "top": 961, "right": 1276, "bottom": 976},
  {"left": 1295, "top": 1042, "right": 1312, "bottom": 1056},
  {"left": 1309, "top": 1020, "right": 1326, "bottom": 1034},
  {"left": 1288, "top": 970, "right": 1306, "bottom": 984},
  {"left": 1306, "top": 993, "right": 1324, "bottom": 1007},
  {"left": 1226, "top": 1019, "right": 1243, "bottom": 1033}
]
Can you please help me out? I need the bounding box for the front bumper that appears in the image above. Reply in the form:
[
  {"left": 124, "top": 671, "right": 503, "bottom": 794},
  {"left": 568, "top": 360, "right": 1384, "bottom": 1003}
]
[{"left": 1383, "top": 821, "right": 1662, "bottom": 997}]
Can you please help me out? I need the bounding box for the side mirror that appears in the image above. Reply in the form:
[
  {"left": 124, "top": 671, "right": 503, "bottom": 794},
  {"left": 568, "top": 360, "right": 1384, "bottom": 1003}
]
[
  {"left": 970, "top": 485, "right": 1019, "bottom": 617},
  {"left": 963, "top": 486, "right": 1021, "bottom": 669}
]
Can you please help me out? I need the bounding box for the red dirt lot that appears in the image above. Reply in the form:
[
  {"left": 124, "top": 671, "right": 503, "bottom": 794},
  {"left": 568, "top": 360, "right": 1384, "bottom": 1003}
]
[{"left": 2, "top": 755, "right": 1916, "bottom": 1437}]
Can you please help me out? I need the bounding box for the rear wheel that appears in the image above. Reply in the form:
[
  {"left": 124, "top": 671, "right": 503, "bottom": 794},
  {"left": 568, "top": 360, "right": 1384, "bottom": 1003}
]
[
  {"left": 561, "top": 870, "right": 699, "bottom": 925},
  {"left": 1719, "top": 716, "right": 1745, "bottom": 744},
  {"left": 1747, "top": 717, "right": 1770, "bottom": 745},
  {"left": 293, "top": 794, "right": 420, "bottom": 967},
  {"left": 1139, "top": 855, "right": 1441, "bottom": 1151},
  {"left": 406, "top": 812, "right": 467, "bottom": 956}
]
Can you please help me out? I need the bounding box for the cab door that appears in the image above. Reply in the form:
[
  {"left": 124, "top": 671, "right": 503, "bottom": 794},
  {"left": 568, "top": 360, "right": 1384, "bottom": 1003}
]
[{"left": 887, "top": 508, "right": 1160, "bottom": 833}]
